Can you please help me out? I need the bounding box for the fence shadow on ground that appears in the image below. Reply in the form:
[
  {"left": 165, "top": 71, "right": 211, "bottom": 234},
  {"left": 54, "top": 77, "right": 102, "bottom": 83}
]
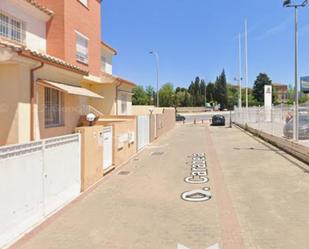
[{"left": 234, "top": 125, "right": 309, "bottom": 173}]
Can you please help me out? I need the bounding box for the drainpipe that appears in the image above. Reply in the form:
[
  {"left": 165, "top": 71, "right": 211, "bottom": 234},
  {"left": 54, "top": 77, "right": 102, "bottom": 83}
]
[
  {"left": 30, "top": 62, "right": 44, "bottom": 141},
  {"left": 115, "top": 81, "right": 123, "bottom": 116}
]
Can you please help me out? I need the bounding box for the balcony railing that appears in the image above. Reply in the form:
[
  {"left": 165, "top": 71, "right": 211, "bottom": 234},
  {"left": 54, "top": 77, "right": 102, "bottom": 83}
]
[{"left": 0, "top": 11, "right": 26, "bottom": 45}]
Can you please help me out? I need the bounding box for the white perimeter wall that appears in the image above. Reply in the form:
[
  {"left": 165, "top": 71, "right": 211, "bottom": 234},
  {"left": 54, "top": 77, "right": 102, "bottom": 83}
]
[{"left": 0, "top": 134, "right": 81, "bottom": 249}]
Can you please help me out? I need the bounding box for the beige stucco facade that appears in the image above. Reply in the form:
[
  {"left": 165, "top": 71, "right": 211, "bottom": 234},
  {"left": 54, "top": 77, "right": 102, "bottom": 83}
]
[
  {"left": 0, "top": 54, "right": 90, "bottom": 146},
  {"left": 117, "top": 84, "right": 133, "bottom": 116},
  {"left": 35, "top": 65, "right": 87, "bottom": 140},
  {"left": 131, "top": 105, "right": 165, "bottom": 115},
  {"left": 0, "top": 64, "right": 31, "bottom": 145},
  {"left": 97, "top": 118, "right": 137, "bottom": 166},
  {"left": 82, "top": 81, "right": 134, "bottom": 116},
  {"left": 76, "top": 126, "right": 104, "bottom": 191},
  {"left": 83, "top": 82, "right": 116, "bottom": 115}
]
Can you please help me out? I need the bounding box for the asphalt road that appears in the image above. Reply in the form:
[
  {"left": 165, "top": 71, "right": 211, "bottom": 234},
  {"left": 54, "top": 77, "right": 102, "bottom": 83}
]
[{"left": 178, "top": 111, "right": 233, "bottom": 123}]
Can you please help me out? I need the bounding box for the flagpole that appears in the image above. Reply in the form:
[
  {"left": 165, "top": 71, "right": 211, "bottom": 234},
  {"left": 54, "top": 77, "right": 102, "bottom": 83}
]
[
  {"left": 245, "top": 19, "right": 249, "bottom": 110},
  {"left": 238, "top": 33, "right": 242, "bottom": 109}
]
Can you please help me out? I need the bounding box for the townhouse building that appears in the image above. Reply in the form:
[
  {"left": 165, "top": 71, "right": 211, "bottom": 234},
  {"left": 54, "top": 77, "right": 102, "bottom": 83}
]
[
  {"left": 0, "top": 0, "right": 135, "bottom": 146},
  {"left": 272, "top": 83, "right": 288, "bottom": 103},
  {"left": 37, "top": 0, "right": 135, "bottom": 116}
]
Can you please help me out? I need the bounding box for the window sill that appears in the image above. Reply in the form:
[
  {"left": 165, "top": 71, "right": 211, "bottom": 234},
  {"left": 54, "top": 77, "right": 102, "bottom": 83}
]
[
  {"left": 76, "top": 59, "right": 89, "bottom": 66},
  {"left": 0, "top": 36, "right": 26, "bottom": 47},
  {"left": 45, "top": 124, "right": 65, "bottom": 129}
]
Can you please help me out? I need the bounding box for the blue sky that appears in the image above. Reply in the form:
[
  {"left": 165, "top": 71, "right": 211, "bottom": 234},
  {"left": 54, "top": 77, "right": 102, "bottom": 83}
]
[{"left": 101, "top": 0, "right": 309, "bottom": 88}]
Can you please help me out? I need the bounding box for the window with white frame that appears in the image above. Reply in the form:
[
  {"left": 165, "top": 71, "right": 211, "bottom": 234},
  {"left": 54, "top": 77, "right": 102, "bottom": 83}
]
[
  {"left": 78, "top": 0, "right": 88, "bottom": 7},
  {"left": 121, "top": 93, "right": 128, "bottom": 115},
  {"left": 76, "top": 32, "right": 89, "bottom": 64},
  {"left": 0, "top": 11, "right": 26, "bottom": 44},
  {"left": 45, "top": 88, "right": 64, "bottom": 127}
]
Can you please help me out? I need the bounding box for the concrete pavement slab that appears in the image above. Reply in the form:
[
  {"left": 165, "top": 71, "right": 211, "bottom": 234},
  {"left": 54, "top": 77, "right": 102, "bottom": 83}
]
[
  {"left": 9, "top": 124, "right": 309, "bottom": 249},
  {"left": 12, "top": 125, "right": 221, "bottom": 249},
  {"left": 209, "top": 125, "right": 309, "bottom": 249}
]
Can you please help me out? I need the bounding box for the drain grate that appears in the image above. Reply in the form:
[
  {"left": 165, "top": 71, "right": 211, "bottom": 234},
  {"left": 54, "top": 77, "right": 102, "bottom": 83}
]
[
  {"left": 151, "top": 151, "right": 164, "bottom": 156},
  {"left": 117, "top": 171, "right": 131, "bottom": 176}
]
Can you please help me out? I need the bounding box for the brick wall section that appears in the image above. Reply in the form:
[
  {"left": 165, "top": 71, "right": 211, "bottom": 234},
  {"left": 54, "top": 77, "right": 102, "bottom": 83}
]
[
  {"left": 37, "top": 0, "right": 101, "bottom": 76},
  {"left": 38, "top": 0, "right": 65, "bottom": 60}
]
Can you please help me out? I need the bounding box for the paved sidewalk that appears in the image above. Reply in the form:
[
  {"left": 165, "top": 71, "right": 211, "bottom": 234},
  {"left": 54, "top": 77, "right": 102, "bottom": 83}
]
[
  {"left": 209, "top": 125, "right": 309, "bottom": 249},
  {"left": 11, "top": 125, "right": 223, "bottom": 249},
  {"left": 10, "top": 124, "right": 309, "bottom": 249}
]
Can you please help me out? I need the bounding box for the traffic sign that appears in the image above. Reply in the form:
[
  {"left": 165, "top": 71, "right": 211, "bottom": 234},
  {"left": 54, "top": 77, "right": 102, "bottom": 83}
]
[{"left": 300, "top": 76, "right": 309, "bottom": 93}]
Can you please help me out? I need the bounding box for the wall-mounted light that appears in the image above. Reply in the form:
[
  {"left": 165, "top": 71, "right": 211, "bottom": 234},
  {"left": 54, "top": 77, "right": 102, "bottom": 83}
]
[{"left": 86, "top": 113, "right": 96, "bottom": 126}]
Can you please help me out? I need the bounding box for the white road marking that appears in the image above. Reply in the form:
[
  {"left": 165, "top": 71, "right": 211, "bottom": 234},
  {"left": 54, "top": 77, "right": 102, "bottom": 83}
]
[
  {"left": 206, "top": 243, "right": 220, "bottom": 249},
  {"left": 177, "top": 243, "right": 220, "bottom": 249},
  {"left": 147, "top": 144, "right": 169, "bottom": 149},
  {"left": 177, "top": 244, "right": 190, "bottom": 249}
]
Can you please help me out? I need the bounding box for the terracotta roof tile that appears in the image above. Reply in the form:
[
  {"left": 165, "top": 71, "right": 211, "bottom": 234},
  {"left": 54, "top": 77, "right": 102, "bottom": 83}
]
[
  {"left": 27, "top": 50, "right": 88, "bottom": 74},
  {"left": 101, "top": 71, "right": 136, "bottom": 87},
  {"left": 101, "top": 41, "right": 117, "bottom": 55},
  {"left": 0, "top": 40, "right": 88, "bottom": 75},
  {"left": 23, "top": 0, "right": 54, "bottom": 16}
]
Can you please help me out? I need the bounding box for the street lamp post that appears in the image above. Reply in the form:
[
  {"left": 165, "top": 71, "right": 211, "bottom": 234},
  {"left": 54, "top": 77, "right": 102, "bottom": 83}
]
[
  {"left": 235, "top": 33, "right": 243, "bottom": 109},
  {"left": 244, "top": 19, "right": 249, "bottom": 110},
  {"left": 149, "top": 51, "right": 160, "bottom": 107},
  {"left": 283, "top": 0, "right": 308, "bottom": 141}
]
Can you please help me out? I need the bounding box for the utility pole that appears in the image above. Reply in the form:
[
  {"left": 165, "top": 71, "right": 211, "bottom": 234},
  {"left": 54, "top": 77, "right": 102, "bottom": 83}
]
[
  {"left": 149, "top": 51, "right": 160, "bottom": 107},
  {"left": 238, "top": 33, "right": 242, "bottom": 109},
  {"left": 245, "top": 19, "right": 249, "bottom": 110},
  {"left": 283, "top": 0, "right": 308, "bottom": 141},
  {"left": 294, "top": 7, "right": 299, "bottom": 141}
]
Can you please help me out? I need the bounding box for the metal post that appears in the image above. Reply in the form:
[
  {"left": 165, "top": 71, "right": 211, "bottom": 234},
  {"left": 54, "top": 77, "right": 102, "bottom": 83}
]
[
  {"left": 271, "top": 107, "right": 274, "bottom": 135},
  {"left": 238, "top": 33, "right": 242, "bottom": 109},
  {"left": 293, "top": 102, "right": 297, "bottom": 139},
  {"left": 245, "top": 19, "right": 249, "bottom": 110},
  {"left": 294, "top": 7, "right": 299, "bottom": 141},
  {"left": 283, "top": 0, "right": 308, "bottom": 140},
  {"left": 150, "top": 51, "right": 160, "bottom": 107}
]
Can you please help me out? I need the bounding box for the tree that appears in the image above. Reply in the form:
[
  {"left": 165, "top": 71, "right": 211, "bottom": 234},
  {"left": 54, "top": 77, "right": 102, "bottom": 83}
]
[
  {"left": 145, "top": 85, "right": 155, "bottom": 105},
  {"left": 132, "top": 86, "right": 149, "bottom": 105},
  {"left": 252, "top": 73, "right": 272, "bottom": 104},
  {"left": 227, "top": 84, "right": 238, "bottom": 109},
  {"left": 159, "top": 83, "right": 174, "bottom": 107},
  {"left": 183, "top": 91, "right": 192, "bottom": 107},
  {"left": 200, "top": 80, "right": 206, "bottom": 105},
  {"left": 188, "top": 77, "right": 205, "bottom": 106},
  {"left": 287, "top": 87, "right": 309, "bottom": 105},
  {"left": 214, "top": 70, "right": 228, "bottom": 109},
  {"left": 206, "top": 82, "right": 215, "bottom": 103},
  {"left": 175, "top": 91, "right": 185, "bottom": 107}
]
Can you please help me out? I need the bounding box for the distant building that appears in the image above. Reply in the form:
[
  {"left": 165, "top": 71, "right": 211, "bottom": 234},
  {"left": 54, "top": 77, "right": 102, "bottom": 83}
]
[{"left": 272, "top": 83, "right": 288, "bottom": 103}]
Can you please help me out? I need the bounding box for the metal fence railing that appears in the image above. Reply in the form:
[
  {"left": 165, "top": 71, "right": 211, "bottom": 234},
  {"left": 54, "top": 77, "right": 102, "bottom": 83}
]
[{"left": 233, "top": 104, "right": 309, "bottom": 147}]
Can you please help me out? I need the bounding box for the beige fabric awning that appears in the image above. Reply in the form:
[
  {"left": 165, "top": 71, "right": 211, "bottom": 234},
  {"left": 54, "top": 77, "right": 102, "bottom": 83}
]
[{"left": 38, "top": 80, "right": 104, "bottom": 99}]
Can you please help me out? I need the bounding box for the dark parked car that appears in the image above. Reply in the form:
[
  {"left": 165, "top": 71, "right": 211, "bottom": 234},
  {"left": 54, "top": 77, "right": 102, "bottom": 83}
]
[
  {"left": 176, "top": 114, "right": 186, "bottom": 122},
  {"left": 211, "top": 115, "right": 225, "bottom": 126},
  {"left": 283, "top": 115, "right": 309, "bottom": 140}
]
